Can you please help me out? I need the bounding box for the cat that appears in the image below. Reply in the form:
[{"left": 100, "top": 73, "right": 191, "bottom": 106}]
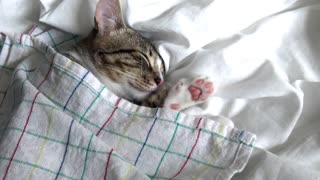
[{"left": 62, "top": 0, "right": 215, "bottom": 112}]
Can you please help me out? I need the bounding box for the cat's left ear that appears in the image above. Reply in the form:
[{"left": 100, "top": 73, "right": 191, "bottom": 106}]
[{"left": 94, "top": 0, "right": 125, "bottom": 35}]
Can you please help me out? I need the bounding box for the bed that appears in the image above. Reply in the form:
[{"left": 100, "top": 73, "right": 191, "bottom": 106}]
[{"left": 0, "top": 0, "right": 319, "bottom": 179}]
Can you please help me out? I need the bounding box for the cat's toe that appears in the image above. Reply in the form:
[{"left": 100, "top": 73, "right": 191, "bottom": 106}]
[
  {"left": 195, "top": 79, "right": 205, "bottom": 85},
  {"left": 170, "top": 103, "right": 180, "bottom": 110},
  {"left": 204, "top": 82, "right": 213, "bottom": 88}
]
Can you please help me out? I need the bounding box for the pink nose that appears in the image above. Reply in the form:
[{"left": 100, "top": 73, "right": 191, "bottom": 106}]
[{"left": 155, "top": 77, "right": 163, "bottom": 85}]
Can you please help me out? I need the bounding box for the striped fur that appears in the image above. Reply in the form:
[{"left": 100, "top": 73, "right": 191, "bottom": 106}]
[{"left": 63, "top": 0, "right": 168, "bottom": 107}]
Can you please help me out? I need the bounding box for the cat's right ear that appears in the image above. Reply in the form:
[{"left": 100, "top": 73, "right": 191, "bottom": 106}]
[{"left": 94, "top": 0, "right": 125, "bottom": 35}]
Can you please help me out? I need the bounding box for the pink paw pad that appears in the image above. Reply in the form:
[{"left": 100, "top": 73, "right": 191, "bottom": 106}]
[
  {"left": 189, "top": 86, "right": 201, "bottom": 95},
  {"left": 196, "top": 79, "right": 204, "bottom": 85},
  {"left": 188, "top": 86, "right": 202, "bottom": 100},
  {"left": 204, "top": 82, "right": 213, "bottom": 88},
  {"left": 188, "top": 77, "right": 215, "bottom": 102},
  {"left": 170, "top": 103, "right": 180, "bottom": 110}
]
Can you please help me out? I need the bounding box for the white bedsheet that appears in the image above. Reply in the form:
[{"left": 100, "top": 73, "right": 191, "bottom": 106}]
[{"left": 1, "top": 0, "right": 320, "bottom": 179}]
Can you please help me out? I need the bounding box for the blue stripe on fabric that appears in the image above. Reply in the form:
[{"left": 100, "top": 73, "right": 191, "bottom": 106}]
[
  {"left": 63, "top": 71, "right": 89, "bottom": 111},
  {"left": 134, "top": 109, "right": 159, "bottom": 166},
  {"left": 55, "top": 120, "right": 74, "bottom": 180}
]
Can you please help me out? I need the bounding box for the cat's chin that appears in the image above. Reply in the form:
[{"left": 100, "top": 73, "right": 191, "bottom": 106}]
[
  {"left": 95, "top": 75, "right": 153, "bottom": 102},
  {"left": 127, "top": 90, "right": 151, "bottom": 102},
  {"left": 125, "top": 84, "right": 156, "bottom": 101},
  {"left": 128, "top": 82, "right": 157, "bottom": 93}
]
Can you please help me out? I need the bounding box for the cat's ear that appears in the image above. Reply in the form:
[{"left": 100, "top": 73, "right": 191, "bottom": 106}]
[{"left": 95, "top": 0, "right": 125, "bottom": 35}]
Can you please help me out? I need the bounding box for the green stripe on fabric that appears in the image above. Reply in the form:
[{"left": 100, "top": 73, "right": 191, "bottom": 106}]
[
  {"left": 80, "top": 134, "right": 94, "bottom": 180},
  {"left": 56, "top": 36, "right": 79, "bottom": 47},
  {"left": 146, "top": 174, "right": 169, "bottom": 180},
  {"left": 0, "top": 157, "right": 77, "bottom": 180},
  {"left": 3, "top": 42, "right": 13, "bottom": 47},
  {"left": 47, "top": 32, "right": 57, "bottom": 49},
  {"left": 80, "top": 87, "right": 105, "bottom": 124},
  {"left": 151, "top": 123, "right": 180, "bottom": 179},
  {"left": 174, "top": 112, "right": 180, "bottom": 123}
]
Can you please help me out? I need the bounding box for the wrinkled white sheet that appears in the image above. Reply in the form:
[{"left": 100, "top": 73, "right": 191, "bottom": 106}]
[{"left": 1, "top": 0, "right": 320, "bottom": 179}]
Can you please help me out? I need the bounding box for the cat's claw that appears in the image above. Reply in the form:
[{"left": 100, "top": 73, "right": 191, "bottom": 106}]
[{"left": 164, "top": 76, "right": 215, "bottom": 111}]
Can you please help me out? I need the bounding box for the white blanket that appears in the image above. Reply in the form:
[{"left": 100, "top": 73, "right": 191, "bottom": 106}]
[{"left": 1, "top": 0, "right": 320, "bottom": 179}]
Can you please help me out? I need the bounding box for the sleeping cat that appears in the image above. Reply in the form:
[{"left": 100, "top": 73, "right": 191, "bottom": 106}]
[{"left": 63, "top": 0, "right": 215, "bottom": 111}]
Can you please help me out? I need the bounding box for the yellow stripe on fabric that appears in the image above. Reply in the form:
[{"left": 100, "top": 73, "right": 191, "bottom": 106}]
[
  {"left": 124, "top": 164, "right": 133, "bottom": 180},
  {"left": 192, "top": 124, "right": 225, "bottom": 180},
  {"left": 28, "top": 108, "right": 55, "bottom": 180},
  {"left": 115, "top": 109, "right": 139, "bottom": 150},
  {"left": 50, "top": 59, "right": 74, "bottom": 98},
  {"left": 64, "top": 60, "right": 73, "bottom": 70}
]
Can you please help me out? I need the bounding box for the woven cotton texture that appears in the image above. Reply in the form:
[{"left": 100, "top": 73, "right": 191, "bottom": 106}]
[{"left": 0, "top": 27, "right": 255, "bottom": 180}]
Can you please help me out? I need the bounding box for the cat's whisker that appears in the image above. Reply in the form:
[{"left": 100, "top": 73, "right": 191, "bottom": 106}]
[{"left": 103, "top": 68, "right": 145, "bottom": 85}]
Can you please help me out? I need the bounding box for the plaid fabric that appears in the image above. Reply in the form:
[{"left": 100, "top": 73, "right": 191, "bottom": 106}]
[{"left": 0, "top": 26, "right": 256, "bottom": 180}]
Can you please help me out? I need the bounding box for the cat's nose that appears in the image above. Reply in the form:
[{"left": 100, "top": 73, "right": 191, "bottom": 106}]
[{"left": 154, "top": 77, "right": 163, "bottom": 86}]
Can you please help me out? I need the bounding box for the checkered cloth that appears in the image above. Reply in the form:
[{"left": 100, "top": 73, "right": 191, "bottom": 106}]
[{"left": 0, "top": 26, "right": 256, "bottom": 180}]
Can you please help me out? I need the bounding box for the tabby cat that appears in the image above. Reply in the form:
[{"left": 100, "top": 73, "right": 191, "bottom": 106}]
[{"left": 63, "top": 0, "right": 214, "bottom": 111}]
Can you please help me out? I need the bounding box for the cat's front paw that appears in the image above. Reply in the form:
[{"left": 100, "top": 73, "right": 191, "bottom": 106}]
[
  {"left": 164, "top": 76, "right": 215, "bottom": 111},
  {"left": 188, "top": 77, "right": 214, "bottom": 101}
]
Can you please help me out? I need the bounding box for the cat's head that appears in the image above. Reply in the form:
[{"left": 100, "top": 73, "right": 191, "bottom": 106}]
[{"left": 90, "top": 0, "right": 165, "bottom": 101}]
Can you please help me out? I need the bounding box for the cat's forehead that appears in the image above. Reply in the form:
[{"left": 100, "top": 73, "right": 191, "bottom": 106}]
[{"left": 95, "top": 28, "right": 155, "bottom": 52}]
